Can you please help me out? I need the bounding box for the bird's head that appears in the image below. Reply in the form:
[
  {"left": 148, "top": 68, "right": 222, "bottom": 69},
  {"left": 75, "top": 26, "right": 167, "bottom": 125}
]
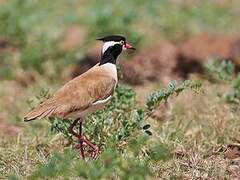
[{"left": 97, "top": 35, "right": 135, "bottom": 55}]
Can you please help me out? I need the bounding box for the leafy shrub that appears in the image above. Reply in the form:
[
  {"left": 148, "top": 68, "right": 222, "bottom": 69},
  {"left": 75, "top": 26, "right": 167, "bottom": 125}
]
[
  {"left": 204, "top": 59, "right": 240, "bottom": 110},
  {"left": 49, "top": 85, "right": 150, "bottom": 148},
  {"left": 49, "top": 81, "right": 201, "bottom": 148},
  {"left": 204, "top": 58, "right": 234, "bottom": 83},
  {"left": 25, "top": 80, "right": 201, "bottom": 179},
  {"left": 223, "top": 74, "right": 240, "bottom": 106},
  {"left": 146, "top": 80, "right": 202, "bottom": 111}
]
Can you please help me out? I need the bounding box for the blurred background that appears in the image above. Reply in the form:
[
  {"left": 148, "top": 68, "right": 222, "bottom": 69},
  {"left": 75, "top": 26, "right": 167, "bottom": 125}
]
[
  {"left": 1, "top": 0, "right": 240, "bottom": 178},
  {"left": 1, "top": 0, "right": 240, "bottom": 139}
]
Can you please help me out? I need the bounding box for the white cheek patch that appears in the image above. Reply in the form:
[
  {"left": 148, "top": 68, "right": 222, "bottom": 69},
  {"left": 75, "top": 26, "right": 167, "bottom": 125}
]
[{"left": 102, "top": 41, "right": 120, "bottom": 54}]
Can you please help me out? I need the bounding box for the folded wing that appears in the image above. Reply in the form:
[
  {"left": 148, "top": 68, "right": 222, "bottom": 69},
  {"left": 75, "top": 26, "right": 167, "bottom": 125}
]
[{"left": 24, "top": 69, "right": 116, "bottom": 121}]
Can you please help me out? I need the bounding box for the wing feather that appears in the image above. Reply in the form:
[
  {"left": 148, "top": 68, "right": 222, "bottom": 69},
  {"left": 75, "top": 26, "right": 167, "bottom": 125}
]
[{"left": 24, "top": 67, "right": 116, "bottom": 121}]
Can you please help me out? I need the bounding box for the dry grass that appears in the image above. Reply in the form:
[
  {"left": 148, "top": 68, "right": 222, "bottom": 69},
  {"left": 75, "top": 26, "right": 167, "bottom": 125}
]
[
  {"left": 149, "top": 81, "right": 240, "bottom": 179},
  {"left": 1, "top": 0, "right": 240, "bottom": 178},
  {"left": 1, "top": 78, "right": 240, "bottom": 179}
]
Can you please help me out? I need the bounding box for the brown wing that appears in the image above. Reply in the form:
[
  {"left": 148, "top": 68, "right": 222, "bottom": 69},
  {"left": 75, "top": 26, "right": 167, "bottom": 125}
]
[
  {"left": 24, "top": 67, "right": 116, "bottom": 121},
  {"left": 52, "top": 71, "right": 116, "bottom": 116}
]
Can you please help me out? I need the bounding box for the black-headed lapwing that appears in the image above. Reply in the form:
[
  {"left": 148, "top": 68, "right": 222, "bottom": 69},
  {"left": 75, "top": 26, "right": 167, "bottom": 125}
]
[{"left": 24, "top": 35, "right": 135, "bottom": 159}]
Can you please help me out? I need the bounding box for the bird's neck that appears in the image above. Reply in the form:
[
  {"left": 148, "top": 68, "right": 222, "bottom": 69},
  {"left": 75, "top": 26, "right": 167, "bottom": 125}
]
[
  {"left": 100, "top": 63, "right": 118, "bottom": 81},
  {"left": 99, "top": 44, "right": 122, "bottom": 65},
  {"left": 99, "top": 51, "right": 117, "bottom": 65}
]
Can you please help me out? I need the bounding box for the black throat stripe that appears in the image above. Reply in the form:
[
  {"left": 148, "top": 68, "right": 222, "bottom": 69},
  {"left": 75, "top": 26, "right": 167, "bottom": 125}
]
[{"left": 99, "top": 44, "right": 122, "bottom": 65}]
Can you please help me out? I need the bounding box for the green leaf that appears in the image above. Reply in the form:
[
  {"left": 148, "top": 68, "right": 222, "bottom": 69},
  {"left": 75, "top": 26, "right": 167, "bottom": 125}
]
[
  {"left": 145, "top": 130, "right": 152, "bottom": 136},
  {"left": 142, "top": 124, "right": 151, "bottom": 130}
]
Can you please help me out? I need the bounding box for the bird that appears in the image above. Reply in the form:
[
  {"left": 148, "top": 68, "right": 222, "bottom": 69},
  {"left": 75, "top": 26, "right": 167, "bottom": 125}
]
[{"left": 24, "top": 35, "right": 135, "bottom": 159}]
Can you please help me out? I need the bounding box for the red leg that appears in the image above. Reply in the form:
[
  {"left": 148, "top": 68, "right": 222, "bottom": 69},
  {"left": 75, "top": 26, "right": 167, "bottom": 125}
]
[
  {"left": 68, "top": 118, "right": 85, "bottom": 159},
  {"left": 68, "top": 119, "right": 100, "bottom": 159},
  {"left": 68, "top": 118, "right": 80, "bottom": 137},
  {"left": 78, "top": 122, "right": 85, "bottom": 159}
]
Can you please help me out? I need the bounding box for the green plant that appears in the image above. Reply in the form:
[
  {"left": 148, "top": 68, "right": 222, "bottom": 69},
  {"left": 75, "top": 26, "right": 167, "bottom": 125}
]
[
  {"left": 223, "top": 74, "right": 240, "bottom": 106},
  {"left": 49, "top": 81, "right": 201, "bottom": 149},
  {"left": 203, "top": 59, "right": 240, "bottom": 111},
  {"left": 26, "top": 80, "right": 201, "bottom": 179},
  {"left": 204, "top": 59, "right": 234, "bottom": 83},
  {"left": 30, "top": 140, "right": 171, "bottom": 179},
  {"left": 146, "top": 80, "right": 202, "bottom": 111},
  {"left": 49, "top": 85, "right": 150, "bottom": 149}
]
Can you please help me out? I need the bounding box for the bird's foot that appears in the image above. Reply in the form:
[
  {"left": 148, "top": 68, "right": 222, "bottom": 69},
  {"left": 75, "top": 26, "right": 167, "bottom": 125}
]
[
  {"left": 86, "top": 148, "right": 101, "bottom": 160},
  {"left": 74, "top": 137, "right": 100, "bottom": 160}
]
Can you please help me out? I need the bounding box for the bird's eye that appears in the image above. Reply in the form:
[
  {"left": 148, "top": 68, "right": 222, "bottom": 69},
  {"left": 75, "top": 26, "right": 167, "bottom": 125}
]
[{"left": 120, "top": 40, "right": 124, "bottom": 45}]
